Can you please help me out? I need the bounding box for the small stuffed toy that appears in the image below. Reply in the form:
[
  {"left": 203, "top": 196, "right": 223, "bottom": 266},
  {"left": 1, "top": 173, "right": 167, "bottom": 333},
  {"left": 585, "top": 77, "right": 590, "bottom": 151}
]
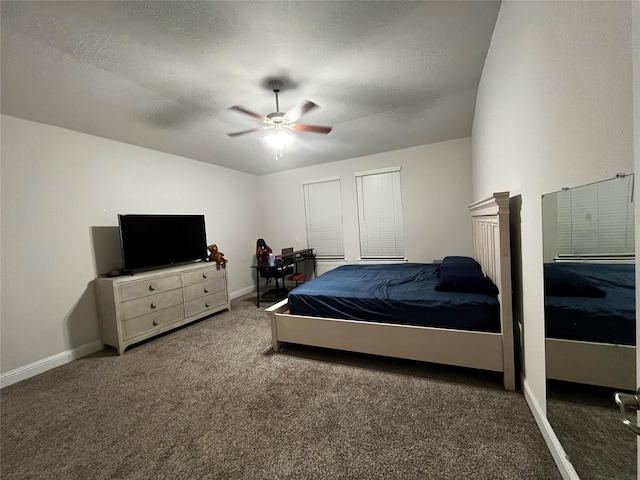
[{"left": 207, "top": 244, "right": 228, "bottom": 270}]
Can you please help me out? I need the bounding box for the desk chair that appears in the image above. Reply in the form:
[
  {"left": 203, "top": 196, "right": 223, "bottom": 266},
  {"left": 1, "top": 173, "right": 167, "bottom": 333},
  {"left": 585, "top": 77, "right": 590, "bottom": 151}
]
[
  {"left": 256, "top": 238, "right": 273, "bottom": 283},
  {"left": 256, "top": 239, "right": 292, "bottom": 300}
]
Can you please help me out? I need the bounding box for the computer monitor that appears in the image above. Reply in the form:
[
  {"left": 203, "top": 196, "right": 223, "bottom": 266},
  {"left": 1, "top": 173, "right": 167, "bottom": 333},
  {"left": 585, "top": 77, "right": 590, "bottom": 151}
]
[{"left": 282, "top": 247, "right": 294, "bottom": 255}]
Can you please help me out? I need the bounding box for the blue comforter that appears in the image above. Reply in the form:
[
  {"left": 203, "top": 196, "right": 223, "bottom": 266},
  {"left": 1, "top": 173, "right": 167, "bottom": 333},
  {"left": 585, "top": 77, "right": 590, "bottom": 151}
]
[
  {"left": 288, "top": 263, "right": 500, "bottom": 332},
  {"left": 545, "top": 263, "right": 636, "bottom": 345}
]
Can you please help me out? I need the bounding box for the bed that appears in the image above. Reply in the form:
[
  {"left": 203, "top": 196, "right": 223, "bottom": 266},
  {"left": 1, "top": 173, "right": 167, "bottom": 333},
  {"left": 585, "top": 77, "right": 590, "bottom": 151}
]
[
  {"left": 544, "top": 262, "right": 636, "bottom": 391},
  {"left": 267, "top": 192, "right": 516, "bottom": 391}
]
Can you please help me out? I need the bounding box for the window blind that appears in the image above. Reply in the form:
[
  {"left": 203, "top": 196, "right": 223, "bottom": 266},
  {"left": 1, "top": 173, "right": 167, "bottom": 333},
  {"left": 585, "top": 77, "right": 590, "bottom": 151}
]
[
  {"left": 355, "top": 167, "right": 405, "bottom": 259},
  {"left": 557, "top": 175, "right": 634, "bottom": 255},
  {"left": 303, "top": 178, "right": 344, "bottom": 258}
]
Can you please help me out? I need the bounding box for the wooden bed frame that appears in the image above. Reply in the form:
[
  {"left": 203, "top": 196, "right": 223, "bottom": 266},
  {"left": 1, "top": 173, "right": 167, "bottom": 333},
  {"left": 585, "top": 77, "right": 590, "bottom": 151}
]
[
  {"left": 546, "top": 338, "right": 635, "bottom": 391},
  {"left": 266, "top": 192, "right": 515, "bottom": 391}
]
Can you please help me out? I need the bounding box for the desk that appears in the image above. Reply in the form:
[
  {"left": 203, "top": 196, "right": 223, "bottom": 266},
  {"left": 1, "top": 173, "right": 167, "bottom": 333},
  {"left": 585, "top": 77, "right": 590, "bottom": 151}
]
[{"left": 251, "top": 248, "right": 316, "bottom": 307}]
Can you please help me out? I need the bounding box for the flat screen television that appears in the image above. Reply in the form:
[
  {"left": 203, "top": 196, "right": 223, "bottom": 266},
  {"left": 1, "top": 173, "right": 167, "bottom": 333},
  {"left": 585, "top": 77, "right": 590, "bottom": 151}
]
[{"left": 118, "top": 214, "right": 207, "bottom": 273}]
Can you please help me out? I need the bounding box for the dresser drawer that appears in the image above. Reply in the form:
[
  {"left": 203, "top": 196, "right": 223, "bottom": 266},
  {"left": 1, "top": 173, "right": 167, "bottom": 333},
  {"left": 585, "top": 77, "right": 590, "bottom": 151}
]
[
  {"left": 183, "top": 278, "right": 226, "bottom": 302},
  {"left": 118, "top": 275, "right": 181, "bottom": 302},
  {"left": 184, "top": 291, "right": 227, "bottom": 318},
  {"left": 122, "top": 304, "right": 184, "bottom": 340},
  {"left": 182, "top": 266, "right": 224, "bottom": 286},
  {"left": 121, "top": 288, "right": 183, "bottom": 321}
]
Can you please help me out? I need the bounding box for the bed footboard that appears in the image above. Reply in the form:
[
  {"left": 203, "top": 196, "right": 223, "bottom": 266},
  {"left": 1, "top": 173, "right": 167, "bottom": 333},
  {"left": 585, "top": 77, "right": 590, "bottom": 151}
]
[
  {"left": 546, "top": 338, "right": 635, "bottom": 390},
  {"left": 267, "top": 302, "right": 512, "bottom": 389},
  {"left": 266, "top": 299, "right": 289, "bottom": 351}
]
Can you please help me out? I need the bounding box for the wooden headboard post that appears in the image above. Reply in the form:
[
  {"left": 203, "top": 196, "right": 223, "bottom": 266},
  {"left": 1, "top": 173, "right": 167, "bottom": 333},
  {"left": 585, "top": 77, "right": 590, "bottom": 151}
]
[{"left": 469, "top": 192, "right": 515, "bottom": 391}]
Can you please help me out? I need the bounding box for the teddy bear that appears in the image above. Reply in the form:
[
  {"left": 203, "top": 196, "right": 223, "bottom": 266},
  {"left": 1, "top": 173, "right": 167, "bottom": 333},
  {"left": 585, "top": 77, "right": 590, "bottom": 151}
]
[{"left": 207, "top": 244, "right": 228, "bottom": 270}]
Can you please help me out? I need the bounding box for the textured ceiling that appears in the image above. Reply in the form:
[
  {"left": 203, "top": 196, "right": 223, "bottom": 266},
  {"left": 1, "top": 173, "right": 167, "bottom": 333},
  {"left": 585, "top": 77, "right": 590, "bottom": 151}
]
[{"left": 1, "top": 1, "right": 501, "bottom": 176}]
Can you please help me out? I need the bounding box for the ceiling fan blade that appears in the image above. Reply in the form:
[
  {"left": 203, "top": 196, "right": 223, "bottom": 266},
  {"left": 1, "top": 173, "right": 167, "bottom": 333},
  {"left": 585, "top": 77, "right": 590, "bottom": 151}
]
[
  {"left": 291, "top": 124, "right": 333, "bottom": 134},
  {"left": 226, "top": 127, "right": 265, "bottom": 137},
  {"left": 229, "top": 105, "right": 270, "bottom": 122},
  {"left": 284, "top": 100, "right": 319, "bottom": 123}
]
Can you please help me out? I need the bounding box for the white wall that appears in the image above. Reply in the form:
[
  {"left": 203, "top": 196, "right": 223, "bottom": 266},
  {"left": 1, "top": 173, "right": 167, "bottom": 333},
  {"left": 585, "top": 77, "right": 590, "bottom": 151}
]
[
  {"left": 473, "top": 0, "right": 633, "bottom": 432},
  {"left": 258, "top": 138, "right": 474, "bottom": 266},
  {"left": 0, "top": 115, "right": 261, "bottom": 374}
]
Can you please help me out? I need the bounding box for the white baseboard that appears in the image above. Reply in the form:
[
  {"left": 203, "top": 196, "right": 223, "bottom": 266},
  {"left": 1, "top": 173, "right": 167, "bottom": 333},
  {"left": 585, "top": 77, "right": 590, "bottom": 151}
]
[
  {"left": 521, "top": 376, "right": 580, "bottom": 480},
  {"left": 1, "top": 340, "right": 104, "bottom": 389},
  {"left": 230, "top": 286, "right": 255, "bottom": 299},
  {"left": 0, "top": 290, "right": 259, "bottom": 390}
]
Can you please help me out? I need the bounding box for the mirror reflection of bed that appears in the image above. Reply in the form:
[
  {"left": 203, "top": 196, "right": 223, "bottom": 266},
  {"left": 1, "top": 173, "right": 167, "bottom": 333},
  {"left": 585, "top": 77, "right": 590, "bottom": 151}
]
[{"left": 542, "top": 175, "right": 636, "bottom": 480}]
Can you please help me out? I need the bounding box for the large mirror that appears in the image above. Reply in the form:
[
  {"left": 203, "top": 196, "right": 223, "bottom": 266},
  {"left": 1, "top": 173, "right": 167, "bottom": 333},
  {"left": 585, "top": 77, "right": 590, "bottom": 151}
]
[{"left": 543, "top": 175, "right": 636, "bottom": 479}]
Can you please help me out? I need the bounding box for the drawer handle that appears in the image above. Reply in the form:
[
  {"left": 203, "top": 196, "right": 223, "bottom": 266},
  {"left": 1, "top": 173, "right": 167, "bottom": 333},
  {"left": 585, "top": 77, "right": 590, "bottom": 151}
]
[
  {"left": 204, "top": 288, "right": 209, "bottom": 293},
  {"left": 152, "top": 320, "right": 158, "bottom": 326},
  {"left": 150, "top": 303, "right": 156, "bottom": 309},
  {"left": 149, "top": 284, "right": 155, "bottom": 292},
  {"left": 202, "top": 273, "right": 208, "bottom": 279},
  {"left": 205, "top": 302, "right": 210, "bottom": 308}
]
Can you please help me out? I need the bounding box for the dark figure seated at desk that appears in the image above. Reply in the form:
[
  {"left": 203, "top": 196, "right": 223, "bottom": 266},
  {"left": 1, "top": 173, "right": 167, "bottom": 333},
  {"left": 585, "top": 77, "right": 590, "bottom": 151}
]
[{"left": 252, "top": 241, "right": 315, "bottom": 307}]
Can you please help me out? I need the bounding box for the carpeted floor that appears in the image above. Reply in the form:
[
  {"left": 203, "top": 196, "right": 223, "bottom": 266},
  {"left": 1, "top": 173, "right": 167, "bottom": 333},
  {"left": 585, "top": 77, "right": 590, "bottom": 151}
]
[
  {"left": 1, "top": 294, "right": 562, "bottom": 480},
  {"left": 547, "top": 380, "right": 637, "bottom": 480}
]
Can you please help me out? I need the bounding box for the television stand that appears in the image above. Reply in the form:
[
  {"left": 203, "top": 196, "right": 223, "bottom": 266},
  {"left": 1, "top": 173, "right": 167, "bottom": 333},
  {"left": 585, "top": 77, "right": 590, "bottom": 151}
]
[{"left": 95, "top": 262, "right": 230, "bottom": 354}]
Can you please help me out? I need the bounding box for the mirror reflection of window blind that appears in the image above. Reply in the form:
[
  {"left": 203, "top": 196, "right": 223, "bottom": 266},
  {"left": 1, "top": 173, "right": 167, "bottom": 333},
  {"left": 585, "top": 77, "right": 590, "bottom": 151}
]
[
  {"left": 557, "top": 175, "right": 634, "bottom": 255},
  {"left": 303, "top": 178, "right": 344, "bottom": 258},
  {"left": 355, "top": 167, "right": 405, "bottom": 259}
]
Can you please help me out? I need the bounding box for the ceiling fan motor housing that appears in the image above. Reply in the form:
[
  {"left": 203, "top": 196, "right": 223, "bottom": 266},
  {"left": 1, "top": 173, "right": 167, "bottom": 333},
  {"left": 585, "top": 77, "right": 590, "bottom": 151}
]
[
  {"left": 268, "top": 80, "right": 283, "bottom": 92},
  {"left": 267, "top": 112, "right": 287, "bottom": 124}
]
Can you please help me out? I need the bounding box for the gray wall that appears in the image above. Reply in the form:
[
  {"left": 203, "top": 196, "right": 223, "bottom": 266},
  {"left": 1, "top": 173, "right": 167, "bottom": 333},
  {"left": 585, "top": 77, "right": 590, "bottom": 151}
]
[
  {"left": 1, "top": 115, "right": 261, "bottom": 374},
  {"left": 258, "top": 137, "right": 474, "bottom": 266}
]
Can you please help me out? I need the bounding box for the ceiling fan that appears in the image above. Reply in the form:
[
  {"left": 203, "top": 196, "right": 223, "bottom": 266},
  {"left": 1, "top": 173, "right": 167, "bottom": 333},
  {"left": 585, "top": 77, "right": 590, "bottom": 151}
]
[{"left": 226, "top": 80, "right": 332, "bottom": 157}]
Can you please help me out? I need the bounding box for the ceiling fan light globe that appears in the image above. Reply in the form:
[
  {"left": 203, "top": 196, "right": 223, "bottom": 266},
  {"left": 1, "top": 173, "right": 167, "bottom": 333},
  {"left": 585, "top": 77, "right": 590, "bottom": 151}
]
[{"left": 265, "top": 131, "right": 294, "bottom": 150}]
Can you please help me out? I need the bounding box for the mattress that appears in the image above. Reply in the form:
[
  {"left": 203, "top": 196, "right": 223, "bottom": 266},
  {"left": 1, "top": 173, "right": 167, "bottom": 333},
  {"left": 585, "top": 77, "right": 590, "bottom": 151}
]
[
  {"left": 544, "top": 263, "right": 636, "bottom": 345},
  {"left": 288, "top": 263, "right": 500, "bottom": 332}
]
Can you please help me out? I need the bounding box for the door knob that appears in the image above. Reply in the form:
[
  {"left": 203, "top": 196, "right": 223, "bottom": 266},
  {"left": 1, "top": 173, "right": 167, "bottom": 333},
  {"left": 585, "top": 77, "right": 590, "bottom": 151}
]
[{"left": 614, "top": 389, "right": 640, "bottom": 436}]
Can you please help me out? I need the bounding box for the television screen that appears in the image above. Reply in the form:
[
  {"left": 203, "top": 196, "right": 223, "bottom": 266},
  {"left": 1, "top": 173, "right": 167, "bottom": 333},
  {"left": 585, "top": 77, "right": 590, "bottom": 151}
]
[{"left": 118, "top": 214, "right": 207, "bottom": 273}]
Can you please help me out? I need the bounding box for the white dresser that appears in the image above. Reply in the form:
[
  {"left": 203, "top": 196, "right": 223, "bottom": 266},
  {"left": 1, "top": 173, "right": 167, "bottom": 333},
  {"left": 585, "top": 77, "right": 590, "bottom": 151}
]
[{"left": 95, "top": 262, "right": 230, "bottom": 354}]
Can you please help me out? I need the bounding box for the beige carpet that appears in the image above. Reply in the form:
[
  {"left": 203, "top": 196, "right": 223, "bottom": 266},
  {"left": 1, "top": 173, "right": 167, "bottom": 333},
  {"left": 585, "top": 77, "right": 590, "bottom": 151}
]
[{"left": 1, "top": 294, "right": 562, "bottom": 480}]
